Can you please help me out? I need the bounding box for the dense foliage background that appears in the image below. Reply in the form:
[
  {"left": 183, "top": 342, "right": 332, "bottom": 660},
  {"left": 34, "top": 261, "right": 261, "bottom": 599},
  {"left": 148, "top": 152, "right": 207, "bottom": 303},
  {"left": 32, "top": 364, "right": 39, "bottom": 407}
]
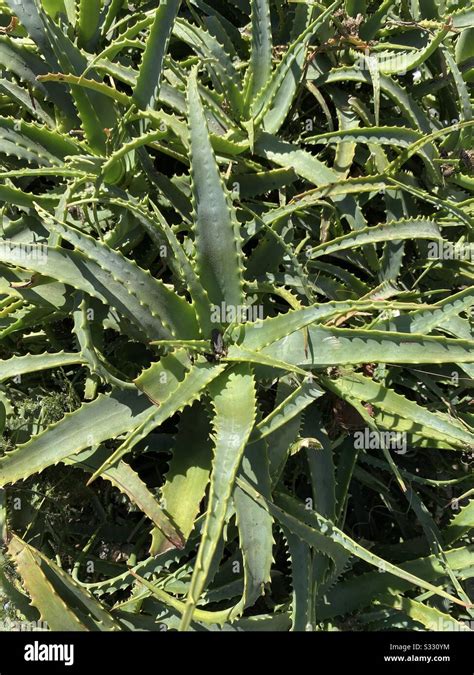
[{"left": 0, "top": 0, "right": 473, "bottom": 631}]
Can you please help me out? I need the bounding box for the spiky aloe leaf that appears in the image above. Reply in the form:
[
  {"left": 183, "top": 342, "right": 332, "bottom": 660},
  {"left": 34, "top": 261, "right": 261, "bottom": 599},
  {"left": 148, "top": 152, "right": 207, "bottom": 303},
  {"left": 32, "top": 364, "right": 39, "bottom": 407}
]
[
  {"left": 67, "top": 446, "right": 185, "bottom": 549},
  {"left": 250, "top": 379, "right": 324, "bottom": 442},
  {"left": 38, "top": 205, "right": 200, "bottom": 339},
  {"left": 285, "top": 528, "right": 313, "bottom": 631},
  {"left": 77, "top": 0, "right": 100, "bottom": 49},
  {"left": 180, "top": 364, "right": 256, "bottom": 630},
  {"left": 133, "top": 0, "right": 181, "bottom": 110},
  {"left": 308, "top": 66, "right": 434, "bottom": 133},
  {"left": 323, "top": 372, "right": 474, "bottom": 448},
  {"left": 369, "top": 25, "right": 450, "bottom": 75},
  {"left": 88, "top": 360, "right": 225, "bottom": 481},
  {"left": 187, "top": 69, "right": 244, "bottom": 310},
  {"left": 307, "top": 218, "right": 442, "bottom": 258},
  {"left": 317, "top": 545, "right": 474, "bottom": 620},
  {"left": 251, "top": 0, "right": 342, "bottom": 131},
  {"left": 244, "top": 0, "right": 272, "bottom": 105},
  {"left": 238, "top": 482, "right": 470, "bottom": 609},
  {"left": 380, "top": 595, "right": 472, "bottom": 632},
  {"left": 0, "top": 237, "right": 193, "bottom": 341},
  {"left": 149, "top": 403, "right": 213, "bottom": 555},
  {"left": 0, "top": 351, "right": 85, "bottom": 380},
  {"left": 0, "top": 389, "right": 153, "bottom": 485},
  {"left": 8, "top": 534, "right": 124, "bottom": 630},
  {"left": 233, "top": 439, "right": 274, "bottom": 613},
  {"left": 262, "top": 326, "right": 474, "bottom": 368},
  {"left": 175, "top": 18, "right": 244, "bottom": 118}
]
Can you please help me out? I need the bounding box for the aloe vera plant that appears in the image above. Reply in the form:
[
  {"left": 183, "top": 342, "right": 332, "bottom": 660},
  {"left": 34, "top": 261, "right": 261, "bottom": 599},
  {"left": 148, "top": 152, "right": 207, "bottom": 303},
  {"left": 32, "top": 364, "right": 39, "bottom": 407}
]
[{"left": 0, "top": 0, "right": 473, "bottom": 634}]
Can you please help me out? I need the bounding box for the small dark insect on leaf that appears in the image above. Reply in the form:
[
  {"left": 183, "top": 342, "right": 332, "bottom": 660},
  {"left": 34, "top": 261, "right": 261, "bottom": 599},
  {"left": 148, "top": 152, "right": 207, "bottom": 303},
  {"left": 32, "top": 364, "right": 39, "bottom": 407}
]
[
  {"left": 205, "top": 329, "right": 228, "bottom": 362},
  {"left": 212, "top": 329, "right": 227, "bottom": 358},
  {"left": 441, "top": 163, "right": 456, "bottom": 178}
]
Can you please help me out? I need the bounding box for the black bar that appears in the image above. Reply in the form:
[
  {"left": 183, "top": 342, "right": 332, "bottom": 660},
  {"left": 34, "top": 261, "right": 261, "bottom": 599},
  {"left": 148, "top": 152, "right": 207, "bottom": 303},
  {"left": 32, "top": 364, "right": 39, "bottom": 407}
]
[{"left": 0, "top": 631, "right": 471, "bottom": 673}]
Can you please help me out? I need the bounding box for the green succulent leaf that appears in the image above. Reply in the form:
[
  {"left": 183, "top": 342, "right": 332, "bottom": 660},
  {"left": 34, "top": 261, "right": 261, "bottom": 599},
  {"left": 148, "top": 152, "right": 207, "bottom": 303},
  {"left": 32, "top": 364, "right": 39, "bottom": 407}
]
[{"left": 0, "top": 0, "right": 471, "bottom": 636}]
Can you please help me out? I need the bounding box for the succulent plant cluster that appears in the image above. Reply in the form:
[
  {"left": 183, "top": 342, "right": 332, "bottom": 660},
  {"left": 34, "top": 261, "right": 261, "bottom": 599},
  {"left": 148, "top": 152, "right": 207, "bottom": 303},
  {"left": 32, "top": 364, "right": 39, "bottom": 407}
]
[{"left": 0, "top": 0, "right": 473, "bottom": 632}]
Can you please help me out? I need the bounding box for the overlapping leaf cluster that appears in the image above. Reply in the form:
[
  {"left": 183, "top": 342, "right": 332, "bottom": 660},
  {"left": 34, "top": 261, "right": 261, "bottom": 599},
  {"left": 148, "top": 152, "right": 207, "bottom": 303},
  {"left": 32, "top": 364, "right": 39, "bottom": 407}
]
[{"left": 0, "top": 0, "right": 473, "bottom": 632}]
